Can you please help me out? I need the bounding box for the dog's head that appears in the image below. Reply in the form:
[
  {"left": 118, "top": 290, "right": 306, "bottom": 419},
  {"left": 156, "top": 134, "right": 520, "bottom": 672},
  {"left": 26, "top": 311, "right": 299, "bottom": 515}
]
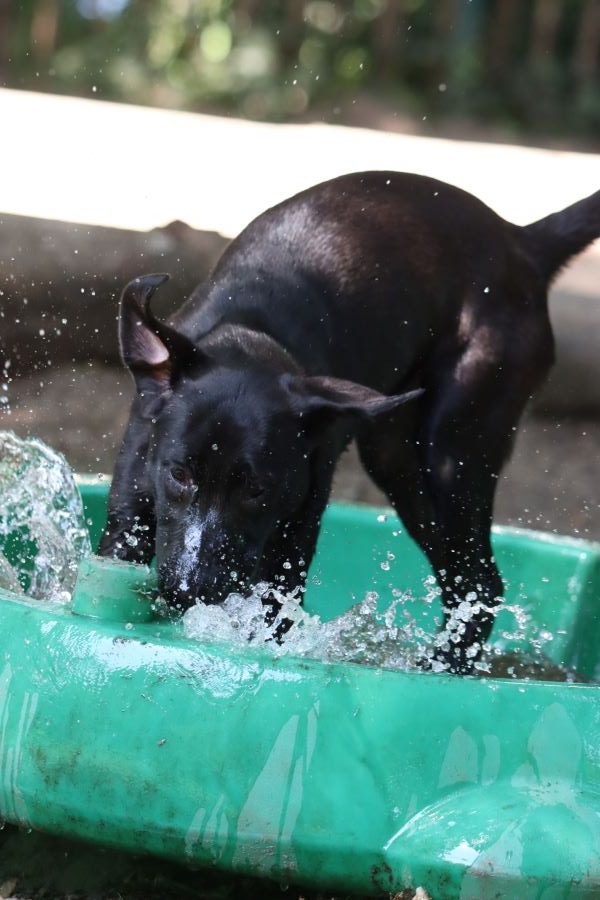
[{"left": 119, "top": 274, "right": 421, "bottom": 611}]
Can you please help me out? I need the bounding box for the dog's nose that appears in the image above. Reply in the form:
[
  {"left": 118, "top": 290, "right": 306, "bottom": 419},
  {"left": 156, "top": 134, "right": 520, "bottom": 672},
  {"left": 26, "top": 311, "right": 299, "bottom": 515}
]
[{"left": 159, "top": 564, "right": 244, "bottom": 611}]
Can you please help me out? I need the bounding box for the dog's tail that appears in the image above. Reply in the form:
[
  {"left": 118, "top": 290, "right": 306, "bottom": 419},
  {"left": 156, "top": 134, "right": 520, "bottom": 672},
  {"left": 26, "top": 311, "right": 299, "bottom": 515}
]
[{"left": 524, "top": 189, "right": 600, "bottom": 283}]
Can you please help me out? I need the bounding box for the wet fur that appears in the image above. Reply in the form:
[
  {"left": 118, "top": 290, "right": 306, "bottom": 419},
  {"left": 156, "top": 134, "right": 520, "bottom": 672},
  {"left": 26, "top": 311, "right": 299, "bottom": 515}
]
[{"left": 99, "top": 171, "right": 600, "bottom": 673}]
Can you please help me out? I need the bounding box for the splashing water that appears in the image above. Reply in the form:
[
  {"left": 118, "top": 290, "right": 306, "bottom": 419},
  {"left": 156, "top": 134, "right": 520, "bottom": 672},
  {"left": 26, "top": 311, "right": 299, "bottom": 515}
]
[
  {"left": 0, "top": 431, "right": 91, "bottom": 601},
  {"left": 185, "top": 578, "right": 453, "bottom": 673},
  {"left": 183, "top": 577, "right": 569, "bottom": 679}
]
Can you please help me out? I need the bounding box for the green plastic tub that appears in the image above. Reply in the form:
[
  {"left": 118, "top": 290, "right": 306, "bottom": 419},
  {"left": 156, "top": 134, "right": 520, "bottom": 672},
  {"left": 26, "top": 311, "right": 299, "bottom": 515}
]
[{"left": 0, "top": 476, "right": 599, "bottom": 898}]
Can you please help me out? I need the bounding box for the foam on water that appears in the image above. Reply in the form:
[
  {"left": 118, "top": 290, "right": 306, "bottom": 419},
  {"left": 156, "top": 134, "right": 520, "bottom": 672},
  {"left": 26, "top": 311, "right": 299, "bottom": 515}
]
[{"left": 0, "top": 431, "right": 91, "bottom": 601}]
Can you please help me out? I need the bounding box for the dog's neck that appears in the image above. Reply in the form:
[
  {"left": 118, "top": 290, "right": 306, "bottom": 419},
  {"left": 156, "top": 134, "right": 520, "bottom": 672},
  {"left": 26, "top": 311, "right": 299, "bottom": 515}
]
[{"left": 198, "top": 323, "right": 304, "bottom": 376}]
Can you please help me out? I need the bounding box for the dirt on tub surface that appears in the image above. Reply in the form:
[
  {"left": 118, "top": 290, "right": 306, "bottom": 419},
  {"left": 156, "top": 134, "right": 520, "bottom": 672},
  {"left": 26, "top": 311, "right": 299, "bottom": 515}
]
[{"left": 0, "top": 825, "right": 432, "bottom": 900}]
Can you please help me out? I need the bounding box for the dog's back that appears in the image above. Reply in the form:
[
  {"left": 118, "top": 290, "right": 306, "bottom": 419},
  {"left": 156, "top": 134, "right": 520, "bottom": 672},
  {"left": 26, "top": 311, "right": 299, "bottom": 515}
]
[{"left": 171, "top": 172, "right": 598, "bottom": 391}]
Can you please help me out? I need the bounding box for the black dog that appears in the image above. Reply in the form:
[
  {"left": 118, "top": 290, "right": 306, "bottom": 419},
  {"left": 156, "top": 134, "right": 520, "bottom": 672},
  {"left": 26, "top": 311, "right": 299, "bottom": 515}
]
[{"left": 99, "top": 171, "right": 600, "bottom": 672}]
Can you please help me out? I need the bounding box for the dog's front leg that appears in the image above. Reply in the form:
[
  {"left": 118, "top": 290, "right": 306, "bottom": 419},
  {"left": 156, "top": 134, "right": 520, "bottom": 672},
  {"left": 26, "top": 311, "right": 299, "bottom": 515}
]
[
  {"left": 257, "top": 510, "right": 324, "bottom": 639},
  {"left": 257, "top": 455, "right": 336, "bottom": 631},
  {"left": 416, "top": 341, "right": 546, "bottom": 674},
  {"left": 259, "top": 511, "right": 323, "bottom": 595},
  {"left": 98, "top": 398, "right": 156, "bottom": 564}
]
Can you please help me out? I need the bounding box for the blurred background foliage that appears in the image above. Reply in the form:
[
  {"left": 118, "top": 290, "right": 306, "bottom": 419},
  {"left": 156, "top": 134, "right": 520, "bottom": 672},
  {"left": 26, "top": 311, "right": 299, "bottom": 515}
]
[{"left": 2, "top": 0, "right": 600, "bottom": 143}]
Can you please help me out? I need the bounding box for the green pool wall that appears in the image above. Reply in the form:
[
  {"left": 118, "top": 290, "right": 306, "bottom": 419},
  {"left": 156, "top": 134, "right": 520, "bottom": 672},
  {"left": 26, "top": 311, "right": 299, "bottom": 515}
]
[{"left": 0, "top": 477, "right": 597, "bottom": 897}]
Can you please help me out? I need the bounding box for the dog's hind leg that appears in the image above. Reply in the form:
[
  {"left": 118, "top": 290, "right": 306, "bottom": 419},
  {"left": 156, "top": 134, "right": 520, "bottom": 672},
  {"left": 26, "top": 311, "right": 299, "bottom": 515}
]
[
  {"left": 359, "top": 316, "right": 553, "bottom": 673},
  {"left": 357, "top": 404, "right": 438, "bottom": 558},
  {"left": 359, "top": 398, "right": 507, "bottom": 674}
]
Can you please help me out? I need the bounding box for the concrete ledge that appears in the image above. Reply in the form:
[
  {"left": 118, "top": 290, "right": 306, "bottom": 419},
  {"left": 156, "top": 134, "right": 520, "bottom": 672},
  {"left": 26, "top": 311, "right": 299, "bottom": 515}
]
[{"left": 0, "top": 213, "right": 226, "bottom": 374}]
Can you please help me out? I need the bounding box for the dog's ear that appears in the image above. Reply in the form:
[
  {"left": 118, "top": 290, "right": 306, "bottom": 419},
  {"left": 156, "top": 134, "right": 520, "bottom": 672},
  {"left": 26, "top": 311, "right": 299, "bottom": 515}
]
[
  {"left": 119, "top": 273, "right": 207, "bottom": 417},
  {"left": 282, "top": 374, "right": 423, "bottom": 436}
]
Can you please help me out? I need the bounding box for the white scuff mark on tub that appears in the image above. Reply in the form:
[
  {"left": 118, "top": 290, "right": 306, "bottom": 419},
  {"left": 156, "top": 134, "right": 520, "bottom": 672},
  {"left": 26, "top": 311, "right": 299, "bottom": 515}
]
[
  {"left": 0, "top": 663, "right": 13, "bottom": 811},
  {"left": 11, "top": 689, "right": 39, "bottom": 826},
  {"left": 232, "top": 704, "right": 319, "bottom": 873},
  {"left": 0, "top": 664, "right": 38, "bottom": 828},
  {"left": 185, "top": 805, "right": 208, "bottom": 858},
  {"left": 203, "top": 794, "right": 229, "bottom": 862},
  {"left": 442, "top": 837, "right": 479, "bottom": 866},
  {"left": 185, "top": 793, "right": 229, "bottom": 862},
  {"left": 305, "top": 699, "right": 319, "bottom": 764},
  {"left": 233, "top": 712, "right": 299, "bottom": 862},
  {"left": 437, "top": 725, "right": 479, "bottom": 789},
  {"left": 458, "top": 823, "right": 525, "bottom": 889}
]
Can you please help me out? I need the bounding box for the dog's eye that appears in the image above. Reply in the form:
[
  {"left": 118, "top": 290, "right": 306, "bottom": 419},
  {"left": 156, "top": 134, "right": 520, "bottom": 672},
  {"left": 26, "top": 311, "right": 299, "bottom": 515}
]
[{"left": 166, "top": 465, "right": 195, "bottom": 502}]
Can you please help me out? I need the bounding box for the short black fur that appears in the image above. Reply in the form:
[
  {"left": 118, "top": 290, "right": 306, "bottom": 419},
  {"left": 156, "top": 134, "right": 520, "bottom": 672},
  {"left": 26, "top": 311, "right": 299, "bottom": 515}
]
[{"left": 99, "top": 171, "right": 600, "bottom": 673}]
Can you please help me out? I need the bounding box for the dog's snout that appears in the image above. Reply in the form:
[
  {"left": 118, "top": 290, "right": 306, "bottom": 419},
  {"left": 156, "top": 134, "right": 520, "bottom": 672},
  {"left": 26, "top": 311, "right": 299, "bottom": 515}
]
[
  {"left": 158, "top": 562, "right": 249, "bottom": 611},
  {"left": 156, "top": 513, "right": 258, "bottom": 612}
]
